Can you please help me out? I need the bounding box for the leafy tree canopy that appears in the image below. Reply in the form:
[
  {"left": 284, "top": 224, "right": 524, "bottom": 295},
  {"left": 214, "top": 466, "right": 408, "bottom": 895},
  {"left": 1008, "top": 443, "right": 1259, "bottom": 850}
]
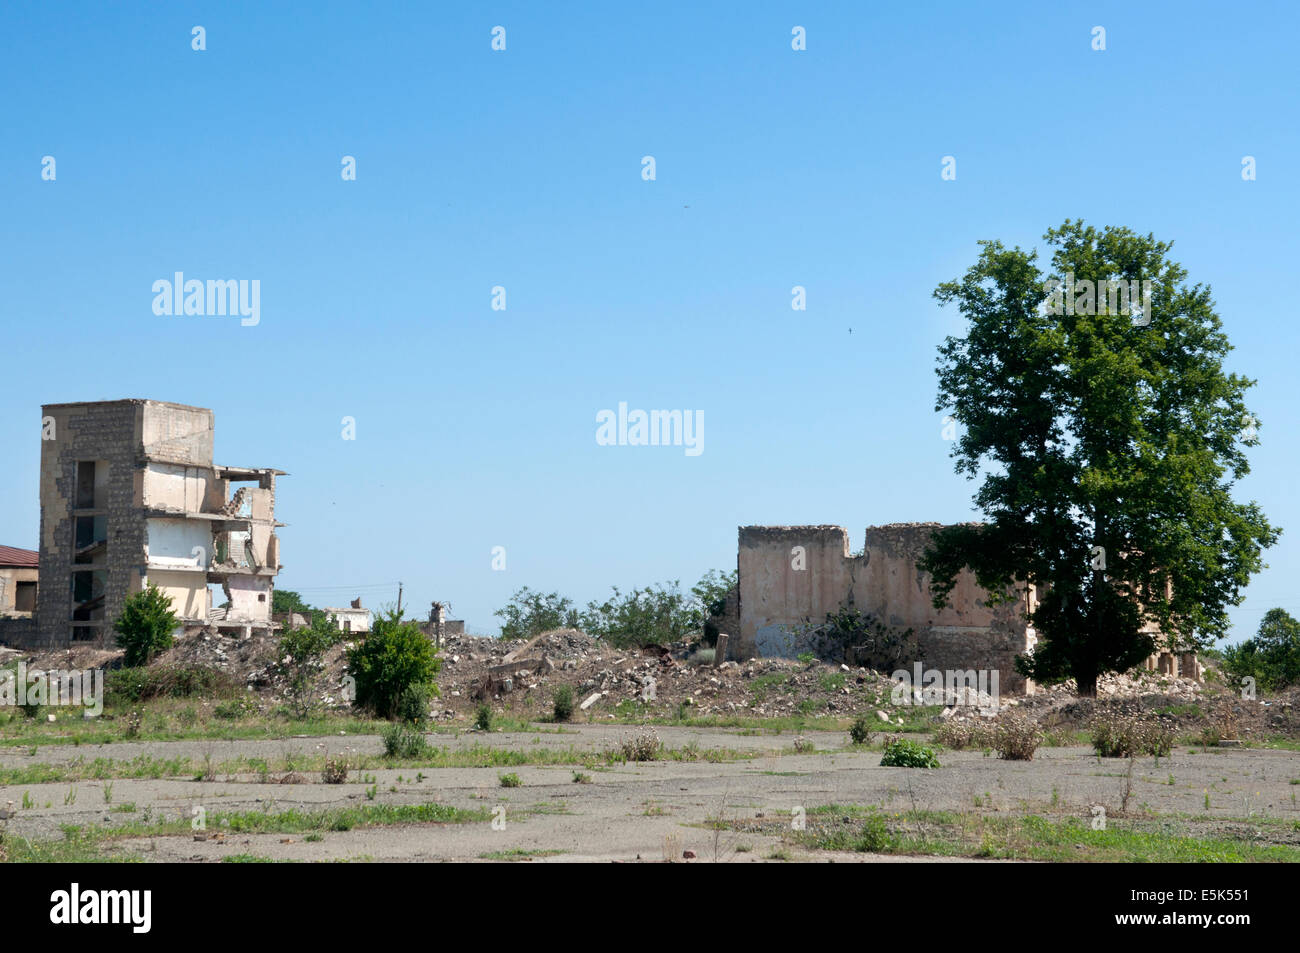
[{"left": 921, "top": 220, "right": 1279, "bottom": 695}]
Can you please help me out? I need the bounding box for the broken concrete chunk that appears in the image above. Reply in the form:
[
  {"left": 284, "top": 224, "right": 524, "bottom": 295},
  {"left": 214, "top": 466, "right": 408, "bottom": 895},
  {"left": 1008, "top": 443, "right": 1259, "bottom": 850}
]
[{"left": 580, "top": 691, "right": 605, "bottom": 711}]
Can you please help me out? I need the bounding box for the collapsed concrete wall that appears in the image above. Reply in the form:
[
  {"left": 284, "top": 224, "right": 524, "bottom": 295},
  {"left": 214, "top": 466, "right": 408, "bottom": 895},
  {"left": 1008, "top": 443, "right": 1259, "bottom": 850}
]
[{"left": 737, "top": 523, "right": 1037, "bottom": 694}]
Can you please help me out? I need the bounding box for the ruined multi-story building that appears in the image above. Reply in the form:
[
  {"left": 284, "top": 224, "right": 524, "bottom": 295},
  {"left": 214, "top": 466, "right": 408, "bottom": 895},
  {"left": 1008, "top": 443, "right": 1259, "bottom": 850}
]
[
  {"left": 7, "top": 399, "right": 285, "bottom": 649},
  {"left": 731, "top": 522, "right": 1198, "bottom": 695}
]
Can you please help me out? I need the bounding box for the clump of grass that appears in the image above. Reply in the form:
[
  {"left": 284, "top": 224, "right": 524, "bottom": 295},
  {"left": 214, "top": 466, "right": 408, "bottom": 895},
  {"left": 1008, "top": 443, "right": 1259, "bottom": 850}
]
[
  {"left": 381, "top": 723, "right": 427, "bottom": 759},
  {"left": 572, "top": 771, "right": 591, "bottom": 784},
  {"left": 499, "top": 772, "right": 521, "bottom": 788},
  {"left": 793, "top": 736, "right": 815, "bottom": 754},
  {"left": 475, "top": 703, "right": 493, "bottom": 732}
]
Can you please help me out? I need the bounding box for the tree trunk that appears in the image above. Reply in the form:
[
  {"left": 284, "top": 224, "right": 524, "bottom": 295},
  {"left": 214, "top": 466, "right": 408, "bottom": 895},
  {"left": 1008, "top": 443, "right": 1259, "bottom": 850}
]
[{"left": 1076, "top": 670, "right": 1098, "bottom": 697}]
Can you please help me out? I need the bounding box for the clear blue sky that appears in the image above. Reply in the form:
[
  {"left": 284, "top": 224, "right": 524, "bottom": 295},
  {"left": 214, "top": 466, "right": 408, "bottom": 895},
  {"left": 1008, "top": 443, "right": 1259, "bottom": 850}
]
[{"left": 2, "top": 2, "right": 1296, "bottom": 641}]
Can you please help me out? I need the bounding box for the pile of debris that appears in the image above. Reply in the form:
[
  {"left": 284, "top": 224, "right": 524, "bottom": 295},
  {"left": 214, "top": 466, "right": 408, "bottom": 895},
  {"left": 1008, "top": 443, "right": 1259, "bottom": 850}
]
[{"left": 9, "top": 625, "right": 1298, "bottom": 742}]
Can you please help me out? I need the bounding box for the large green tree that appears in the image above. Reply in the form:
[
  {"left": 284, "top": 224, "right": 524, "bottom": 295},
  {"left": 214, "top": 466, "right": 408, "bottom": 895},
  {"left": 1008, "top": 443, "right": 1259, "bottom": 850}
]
[{"left": 920, "top": 220, "right": 1279, "bottom": 695}]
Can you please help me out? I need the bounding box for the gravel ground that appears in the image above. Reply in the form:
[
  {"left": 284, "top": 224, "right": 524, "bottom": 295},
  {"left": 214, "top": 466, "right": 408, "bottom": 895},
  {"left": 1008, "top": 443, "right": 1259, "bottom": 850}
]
[{"left": 3, "top": 725, "right": 1298, "bottom": 862}]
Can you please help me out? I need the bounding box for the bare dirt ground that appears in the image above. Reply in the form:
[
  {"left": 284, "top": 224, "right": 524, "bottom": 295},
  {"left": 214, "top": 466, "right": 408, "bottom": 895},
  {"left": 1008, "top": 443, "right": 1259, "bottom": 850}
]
[{"left": 3, "top": 725, "right": 1298, "bottom": 862}]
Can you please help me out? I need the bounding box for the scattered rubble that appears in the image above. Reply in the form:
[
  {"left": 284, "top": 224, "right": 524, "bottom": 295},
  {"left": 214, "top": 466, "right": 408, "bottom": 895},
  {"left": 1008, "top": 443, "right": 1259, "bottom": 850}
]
[{"left": 3, "top": 626, "right": 1296, "bottom": 740}]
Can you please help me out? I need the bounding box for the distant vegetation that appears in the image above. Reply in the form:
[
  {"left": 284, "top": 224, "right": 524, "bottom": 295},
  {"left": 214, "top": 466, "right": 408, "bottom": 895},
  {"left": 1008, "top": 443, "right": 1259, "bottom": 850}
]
[
  {"left": 1222, "top": 608, "right": 1300, "bottom": 691},
  {"left": 493, "top": 569, "right": 736, "bottom": 648}
]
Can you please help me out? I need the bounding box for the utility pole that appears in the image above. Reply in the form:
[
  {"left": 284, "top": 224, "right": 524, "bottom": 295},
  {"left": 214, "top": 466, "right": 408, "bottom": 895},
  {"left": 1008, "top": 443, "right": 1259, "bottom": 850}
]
[{"left": 396, "top": 581, "right": 403, "bottom": 616}]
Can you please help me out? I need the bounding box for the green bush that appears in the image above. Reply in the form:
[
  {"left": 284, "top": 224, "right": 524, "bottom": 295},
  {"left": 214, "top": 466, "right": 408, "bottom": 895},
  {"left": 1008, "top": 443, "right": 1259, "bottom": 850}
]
[
  {"left": 580, "top": 580, "right": 702, "bottom": 648},
  {"left": 499, "top": 772, "right": 521, "bottom": 788},
  {"left": 855, "top": 812, "right": 891, "bottom": 852},
  {"left": 381, "top": 723, "right": 428, "bottom": 758},
  {"left": 397, "top": 682, "right": 434, "bottom": 725},
  {"left": 345, "top": 609, "right": 441, "bottom": 719},
  {"left": 279, "top": 614, "right": 343, "bottom": 717},
  {"left": 879, "top": 738, "right": 940, "bottom": 768},
  {"left": 552, "top": 685, "right": 574, "bottom": 722},
  {"left": 494, "top": 588, "right": 582, "bottom": 641},
  {"left": 212, "top": 697, "right": 257, "bottom": 720},
  {"left": 475, "top": 703, "right": 493, "bottom": 731},
  {"left": 113, "top": 584, "right": 180, "bottom": 667},
  {"left": 849, "top": 715, "right": 874, "bottom": 746}
]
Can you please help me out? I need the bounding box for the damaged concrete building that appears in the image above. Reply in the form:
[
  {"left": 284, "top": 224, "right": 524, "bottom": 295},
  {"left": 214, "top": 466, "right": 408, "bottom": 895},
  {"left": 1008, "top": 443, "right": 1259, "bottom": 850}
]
[
  {"left": 731, "top": 523, "right": 1198, "bottom": 695},
  {"left": 0, "top": 399, "right": 285, "bottom": 649},
  {"left": 0, "top": 545, "right": 39, "bottom": 619}
]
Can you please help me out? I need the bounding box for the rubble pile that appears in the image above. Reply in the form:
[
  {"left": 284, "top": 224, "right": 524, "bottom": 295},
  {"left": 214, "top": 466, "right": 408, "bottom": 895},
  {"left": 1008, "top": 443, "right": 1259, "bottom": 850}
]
[{"left": 5, "top": 625, "right": 1297, "bottom": 740}]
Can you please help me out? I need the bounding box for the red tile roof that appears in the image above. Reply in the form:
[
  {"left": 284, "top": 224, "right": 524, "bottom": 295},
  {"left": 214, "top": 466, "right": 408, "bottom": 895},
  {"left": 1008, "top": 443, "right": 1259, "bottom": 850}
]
[{"left": 0, "top": 546, "right": 38, "bottom": 568}]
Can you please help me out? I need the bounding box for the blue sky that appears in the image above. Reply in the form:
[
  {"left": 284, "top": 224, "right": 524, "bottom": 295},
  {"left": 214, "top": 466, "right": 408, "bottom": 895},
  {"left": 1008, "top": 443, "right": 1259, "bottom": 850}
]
[{"left": 1, "top": 2, "right": 1296, "bottom": 640}]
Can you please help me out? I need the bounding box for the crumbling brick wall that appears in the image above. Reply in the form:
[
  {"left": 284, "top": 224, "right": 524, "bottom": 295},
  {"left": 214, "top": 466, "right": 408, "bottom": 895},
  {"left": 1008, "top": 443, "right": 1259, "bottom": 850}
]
[{"left": 737, "top": 523, "right": 1035, "bottom": 693}]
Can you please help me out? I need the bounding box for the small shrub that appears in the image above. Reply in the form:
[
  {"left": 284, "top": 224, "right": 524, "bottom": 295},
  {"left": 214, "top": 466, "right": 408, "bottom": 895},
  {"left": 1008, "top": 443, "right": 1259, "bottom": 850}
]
[
  {"left": 572, "top": 771, "right": 591, "bottom": 784},
  {"left": 552, "top": 685, "right": 574, "bottom": 723},
  {"left": 933, "top": 718, "right": 992, "bottom": 751},
  {"left": 689, "top": 648, "right": 716, "bottom": 666},
  {"left": 213, "top": 697, "right": 257, "bottom": 720},
  {"left": 345, "top": 608, "right": 441, "bottom": 719},
  {"left": 113, "top": 584, "right": 179, "bottom": 668},
  {"left": 849, "top": 715, "right": 874, "bottom": 746},
  {"left": 499, "top": 772, "right": 521, "bottom": 788},
  {"left": 855, "top": 812, "right": 890, "bottom": 852},
  {"left": 992, "top": 712, "right": 1043, "bottom": 761},
  {"left": 475, "top": 703, "right": 493, "bottom": 731},
  {"left": 321, "top": 757, "right": 349, "bottom": 784},
  {"left": 879, "top": 737, "right": 940, "bottom": 768},
  {"left": 617, "top": 728, "right": 663, "bottom": 762},
  {"left": 122, "top": 710, "right": 142, "bottom": 739},
  {"left": 396, "top": 682, "right": 434, "bottom": 726},
  {"left": 280, "top": 615, "right": 344, "bottom": 717},
  {"left": 381, "top": 723, "right": 427, "bottom": 759},
  {"left": 1090, "top": 711, "right": 1175, "bottom": 758}
]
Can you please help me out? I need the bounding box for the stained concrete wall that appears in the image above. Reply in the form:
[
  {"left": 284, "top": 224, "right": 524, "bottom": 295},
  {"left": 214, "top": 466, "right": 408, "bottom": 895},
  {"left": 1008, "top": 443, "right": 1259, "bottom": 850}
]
[
  {"left": 737, "top": 523, "right": 1036, "bottom": 693},
  {"left": 141, "top": 462, "right": 212, "bottom": 513},
  {"left": 145, "top": 568, "right": 209, "bottom": 621},
  {"left": 224, "top": 575, "right": 272, "bottom": 624},
  {"left": 326, "top": 607, "right": 371, "bottom": 633},
  {"left": 0, "top": 567, "right": 39, "bottom": 616},
  {"left": 144, "top": 518, "right": 211, "bottom": 569}
]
